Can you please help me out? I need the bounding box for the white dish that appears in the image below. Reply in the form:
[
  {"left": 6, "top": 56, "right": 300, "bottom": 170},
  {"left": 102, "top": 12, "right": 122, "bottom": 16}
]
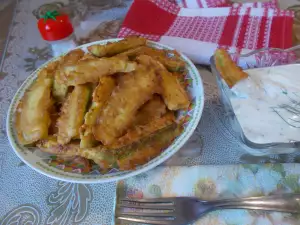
[
  {"left": 6, "top": 39, "right": 204, "bottom": 183},
  {"left": 211, "top": 46, "right": 300, "bottom": 155},
  {"left": 231, "top": 64, "right": 300, "bottom": 144}
]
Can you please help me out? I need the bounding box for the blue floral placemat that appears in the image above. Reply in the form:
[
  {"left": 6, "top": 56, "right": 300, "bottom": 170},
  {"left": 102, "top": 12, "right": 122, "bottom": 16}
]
[{"left": 117, "top": 164, "right": 300, "bottom": 225}]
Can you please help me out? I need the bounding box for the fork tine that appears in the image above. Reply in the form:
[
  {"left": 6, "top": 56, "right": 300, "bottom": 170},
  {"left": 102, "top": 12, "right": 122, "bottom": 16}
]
[
  {"left": 121, "top": 198, "right": 174, "bottom": 204},
  {"left": 117, "top": 210, "right": 175, "bottom": 217},
  {"left": 117, "top": 216, "right": 173, "bottom": 225},
  {"left": 118, "top": 202, "right": 174, "bottom": 210}
]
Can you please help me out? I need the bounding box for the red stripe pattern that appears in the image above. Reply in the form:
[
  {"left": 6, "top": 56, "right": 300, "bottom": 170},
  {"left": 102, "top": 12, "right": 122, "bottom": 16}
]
[
  {"left": 182, "top": 0, "right": 187, "bottom": 8},
  {"left": 269, "top": 10, "right": 294, "bottom": 48},
  {"left": 118, "top": 27, "right": 161, "bottom": 41},
  {"left": 119, "top": 0, "right": 294, "bottom": 54},
  {"left": 150, "top": 0, "right": 180, "bottom": 14},
  {"left": 235, "top": 8, "right": 251, "bottom": 49},
  {"left": 165, "top": 14, "right": 228, "bottom": 43},
  {"left": 205, "top": 0, "right": 230, "bottom": 7},
  {"left": 196, "top": 0, "right": 203, "bottom": 8},
  {"left": 256, "top": 8, "right": 268, "bottom": 49},
  {"left": 218, "top": 7, "right": 240, "bottom": 47},
  {"left": 122, "top": 0, "right": 178, "bottom": 36}
]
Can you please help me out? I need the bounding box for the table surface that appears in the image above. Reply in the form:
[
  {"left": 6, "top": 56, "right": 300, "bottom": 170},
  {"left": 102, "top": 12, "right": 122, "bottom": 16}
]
[{"left": 1, "top": 0, "right": 300, "bottom": 224}]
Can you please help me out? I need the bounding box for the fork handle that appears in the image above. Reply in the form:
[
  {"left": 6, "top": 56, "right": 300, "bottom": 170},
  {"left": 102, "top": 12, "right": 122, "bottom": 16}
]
[{"left": 209, "top": 194, "right": 300, "bottom": 213}]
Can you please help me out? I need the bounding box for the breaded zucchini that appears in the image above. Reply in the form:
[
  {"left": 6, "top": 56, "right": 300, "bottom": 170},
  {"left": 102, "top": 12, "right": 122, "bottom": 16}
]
[
  {"left": 137, "top": 55, "right": 190, "bottom": 110},
  {"left": 80, "top": 76, "right": 116, "bottom": 148},
  {"left": 92, "top": 66, "right": 160, "bottom": 145},
  {"left": 15, "top": 72, "right": 53, "bottom": 145},
  {"left": 57, "top": 84, "right": 91, "bottom": 144},
  {"left": 119, "top": 46, "right": 186, "bottom": 72},
  {"left": 88, "top": 36, "right": 146, "bottom": 57},
  {"left": 53, "top": 49, "right": 85, "bottom": 102},
  {"left": 63, "top": 56, "right": 137, "bottom": 85},
  {"left": 109, "top": 112, "right": 175, "bottom": 149}
]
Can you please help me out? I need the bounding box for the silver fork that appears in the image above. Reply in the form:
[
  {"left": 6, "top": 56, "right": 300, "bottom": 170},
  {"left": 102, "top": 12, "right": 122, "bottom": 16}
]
[{"left": 116, "top": 194, "right": 300, "bottom": 225}]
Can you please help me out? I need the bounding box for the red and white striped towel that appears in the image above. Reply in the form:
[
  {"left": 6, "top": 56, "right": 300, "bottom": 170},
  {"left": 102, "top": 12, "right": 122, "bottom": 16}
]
[{"left": 118, "top": 0, "right": 293, "bottom": 65}]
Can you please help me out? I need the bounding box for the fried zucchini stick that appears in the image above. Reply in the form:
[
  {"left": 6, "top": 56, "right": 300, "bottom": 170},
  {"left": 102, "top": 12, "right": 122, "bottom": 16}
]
[
  {"left": 79, "top": 147, "right": 116, "bottom": 171},
  {"left": 53, "top": 49, "right": 85, "bottom": 102},
  {"left": 117, "top": 122, "right": 182, "bottom": 170},
  {"left": 63, "top": 56, "right": 137, "bottom": 85},
  {"left": 93, "top": 66, "right": 159, "bottom": 145},
  {"left": 37, "top": 59, "right": 60, "bottom": 78},
  {"left": 38, "top": 137, "right": 116, "bottom": 170},
  {"left": 133, "top": 95, "right": 167, "bottom": 127},
  {"left": 109, "top": 112, "right": 175, "bottom": 149},
  {"left": 48, "top": 104, "right": 60, "bottom": 135},
  {"left": 137, "top": 55, "right": 190, "bottom": 110},
  {"left": 57, "top": 85, "right": 91, "bottom": 144},
  {"left": 214, "top": 49, "right": 248, "bottom": 88},
  {"left": 88, "top": 36, "right": 146, "bottom": 57},
  {"left": 80, "top": 122, "right": 182, "bottom": 171},
  {"left": 15, "top": 71, "right": 53, "bottom": 145},
  {"left": 80, "top": 77, "right": 116, "bottom": 148},
  {"left": 118, "top": 46, "right": 186, "bottom": 73}
]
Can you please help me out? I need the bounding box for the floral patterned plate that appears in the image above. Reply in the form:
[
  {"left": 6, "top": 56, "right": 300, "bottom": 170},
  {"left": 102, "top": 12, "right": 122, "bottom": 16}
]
[{"left": 6, "top": 39, "right": 204, "bottom": 183}]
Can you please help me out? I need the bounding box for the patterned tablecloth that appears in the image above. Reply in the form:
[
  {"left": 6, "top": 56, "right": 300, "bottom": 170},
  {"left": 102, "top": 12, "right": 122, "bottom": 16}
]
[{"left": 1, "top": 0, "right": 300, "bottom": 224}]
